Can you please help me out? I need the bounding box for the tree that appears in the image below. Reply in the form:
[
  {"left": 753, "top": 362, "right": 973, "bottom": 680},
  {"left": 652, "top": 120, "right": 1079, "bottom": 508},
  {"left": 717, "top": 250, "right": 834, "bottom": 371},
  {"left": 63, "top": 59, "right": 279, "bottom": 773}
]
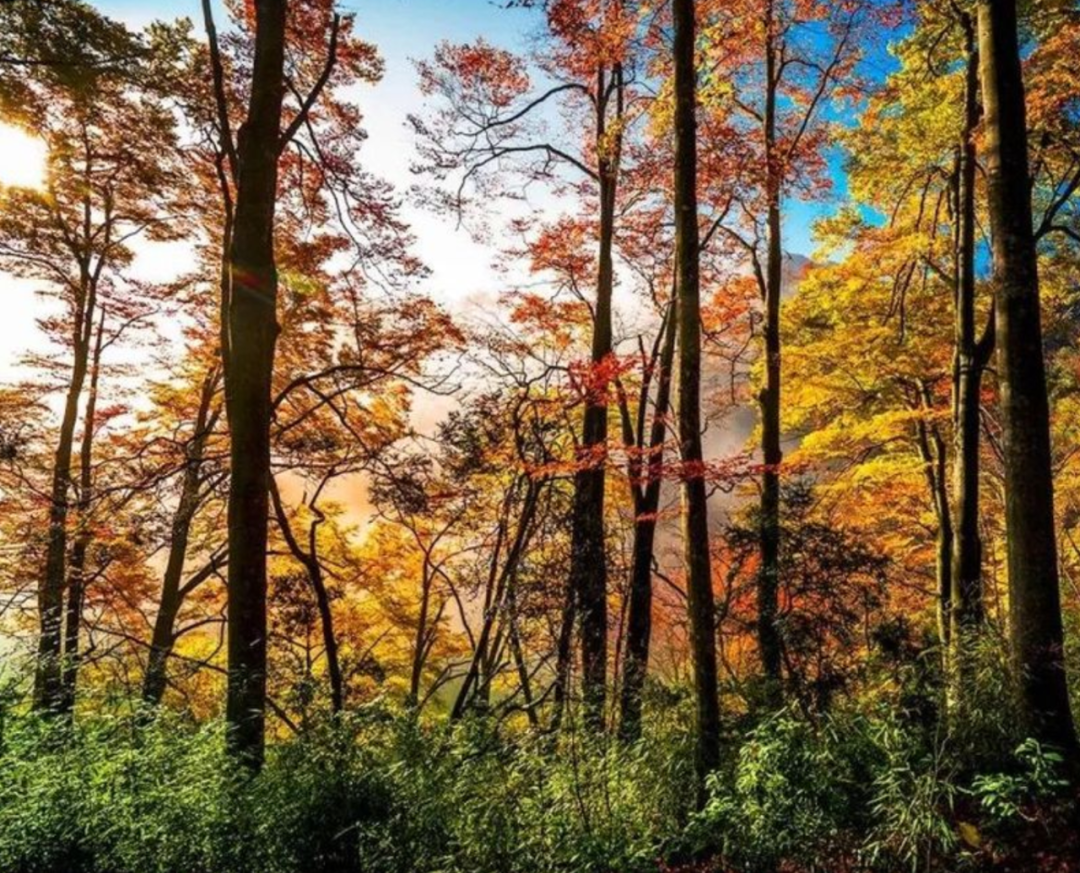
[
  {"left": 218, "top": 0, "right": 290, "bottom": 766},
  {"left": 269, "top": 287, "right": 459, "bottom": 715},
  {"left": 699, "top": 0, "right": 881, "bottom": 699},
  {"left": 616, "top": 295, "right": 676, "bottom": 741},
  {"left": 780, "top": 225, "right": 958, "bottom": 653},
  {"left": 672, "top": 0, "right": 721, "bottom": 790},
  {"left": 0, "top": 1, "right": 182, "bottom": 713},
  {"left": 411, "top": 1, "right": 641, "bottom": 728},
  {"left": 141, "top": 355, "right": 225, "bottom": 707},
  {"left": 204, "top": 0, "right": 393, "bottom": 765},
  {"left": 722, "top": 483, "right": 889, "bottom": 713},
  {"left": 949, "top": 8, "right": 993, "bottom": 648},
  {"left": 838, "top": 1, "right": 996, "bottom": 684},
  {"left": 976, "top": 0, "right": 1077, "bottom": 752}
]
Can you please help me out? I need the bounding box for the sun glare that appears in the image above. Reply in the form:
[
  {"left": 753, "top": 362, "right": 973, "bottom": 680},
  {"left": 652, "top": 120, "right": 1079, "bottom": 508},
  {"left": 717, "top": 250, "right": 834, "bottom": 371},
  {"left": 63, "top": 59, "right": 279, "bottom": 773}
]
[{"left": 0, "top": 123, "right": 47, "bottom": 190}]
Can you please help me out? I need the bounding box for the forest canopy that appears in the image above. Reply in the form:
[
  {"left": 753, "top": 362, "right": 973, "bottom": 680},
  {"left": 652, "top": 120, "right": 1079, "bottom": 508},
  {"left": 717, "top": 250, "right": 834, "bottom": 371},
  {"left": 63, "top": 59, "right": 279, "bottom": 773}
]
[{"left": 2, "top": 0, "right": 1080, "bottom": 871}]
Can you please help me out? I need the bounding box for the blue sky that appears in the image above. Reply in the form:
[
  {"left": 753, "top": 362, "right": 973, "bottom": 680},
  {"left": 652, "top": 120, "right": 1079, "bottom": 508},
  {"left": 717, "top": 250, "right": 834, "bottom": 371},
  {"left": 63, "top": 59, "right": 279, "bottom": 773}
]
[
  {"left": 96, "top": 0, "right": 851, "bottom": 258},
  {"left": 87, "top": 0, "right": 544, "bottom": 317},
  {"left": 1, "top": 0, "right": 896, "bottom": 381}
]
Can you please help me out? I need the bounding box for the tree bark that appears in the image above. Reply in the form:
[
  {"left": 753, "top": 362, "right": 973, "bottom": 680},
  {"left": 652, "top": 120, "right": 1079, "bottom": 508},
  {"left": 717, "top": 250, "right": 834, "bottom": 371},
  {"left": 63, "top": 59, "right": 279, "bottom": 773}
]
[
  {"left": 34, "top": 268, "right": 96, "bottom": 713},
  {"left": 269, "top": 477, "right": 344, "bottom": 714},
  {"left": 951, "top": 21, "right": 991, "bottom": 648},
  {"left": 409, "top": 560, "right": 435, "bottom": 707},
  {"left": 551, "top": 575, "right": 576, "bottom": 730},
  {"left": 758, "top": 0, "right": 784, "bottom": 697},
  {"left": 567, "top": 61, "right": 623, "bottom": 731},
  {"left": 452, "top": 479, "right": 540, "bottom": 720},
  {"left": 507, "top": 581, "right": 539, "bottom": 728},
  {"left": 618, "top": 307, "right": 676, "bottom": 742},
  {"left": 673, "top": 0, "right": 721, "bottom": 791},
  {"left": 57, "top": 311, "right": 105, "bottom": 716},
  {"left": 223, "top": 0, "right": 288, "bottom": 769},
  {"left": 977, "top": 0, "right": 1077, "bottom": 751}
]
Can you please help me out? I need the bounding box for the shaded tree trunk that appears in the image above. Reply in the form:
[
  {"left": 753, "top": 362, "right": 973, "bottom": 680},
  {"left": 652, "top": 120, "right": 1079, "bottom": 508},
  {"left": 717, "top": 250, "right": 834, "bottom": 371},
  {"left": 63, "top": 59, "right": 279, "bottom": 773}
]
[
  {"left": 568, "top": 60, "right": 623, "bottom": 731},
  {"left": 452, "top": 479, "right": 541, "bottom": 720},
  {"left": 508, "top": 585, "right": 539, "bottom": 729},
  {"left": 223, "top": 0, "right": 288, "bottom": 769},
  {"left": 35, "top": 271, "right": 96, "bottom": 713},
  {"left": 977, "top": 0, "right": 1077, "bottom": 751},
  {"left": 57, "top": 311, "right": 105, "bottom": 716},
  {"left": 618, "top": 306, "right": 676, "bottom": 742},
  {"left": 551, "top": 576, "right": 576, "bottom": 731},
  {"left": 758, "top": 1, "right": 784, "bottom": 696},
  {"left": 143, "top": 366, "right": 221, "bottom": 706},
  {"left": 951, "top": 20, "right": 992, "bottom": 648},
  {"left": 409, "top": 563, "right": 435, "bottom": 706},
  {"left": 673, "top": 0, "right": 721, "bottom": 792},
  {"left": 308, "top": 543, "right": 344, "bottom": 715},
  {"left": 269, "top": 477, "right": 344, "bottom": 714}
]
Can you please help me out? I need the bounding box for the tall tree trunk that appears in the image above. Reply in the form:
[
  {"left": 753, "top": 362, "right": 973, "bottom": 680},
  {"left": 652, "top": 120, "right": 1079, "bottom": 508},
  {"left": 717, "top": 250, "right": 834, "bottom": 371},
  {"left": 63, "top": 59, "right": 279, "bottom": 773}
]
[
  {"left": 617, "top": 486, "right": 659, "bottom": 741},
  {"left": 977, "top": 0, "right": 1077, "bottom": 751},
  {"left": 143, "top": 366, "right": 220, "bottom": 707},
  {"left": 618, "top": 307, "right": 677, "bottom": 742},
  {"left": 223, "top": 0, "right": 288, "bottom": 769},
  {"left": 58, "top": 311, "right": 105, "bottom": 716},
  {"left": 951, "top": 21, "right": 992, "bottom": 649},
  {"left": 758, "top": 1, "right": 784, "bottom": 697},
  {"left": 35, "top": 273, "right": 95, "bottom": 713},
  {"left": 568, "top": 62, "right": 622, "bottom": 731},
  {"left": 673, "top": 0, "right": 721, "bottom": 791}
]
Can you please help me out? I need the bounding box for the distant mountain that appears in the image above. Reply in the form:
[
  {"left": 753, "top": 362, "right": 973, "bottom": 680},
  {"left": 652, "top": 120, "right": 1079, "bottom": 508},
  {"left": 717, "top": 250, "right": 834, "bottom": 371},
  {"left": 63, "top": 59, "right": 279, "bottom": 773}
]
[{"left": 781, "top": 252, "right": 813, "bottom": 299}]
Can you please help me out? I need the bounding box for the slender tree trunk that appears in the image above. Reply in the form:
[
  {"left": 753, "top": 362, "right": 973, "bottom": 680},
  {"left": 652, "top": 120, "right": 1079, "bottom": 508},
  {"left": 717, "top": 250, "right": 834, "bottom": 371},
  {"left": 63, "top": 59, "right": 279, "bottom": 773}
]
[
  {"left": 758, "top": 3, "right": 784, "bottom": 696},
  {"left": 143, "top": 367, "right": 220, "bottom": 706},
  {"left": 568, "top": 62, "right": 622, "bottom": 730},
  {"left": 35, "top": 275, "right": 95, "bottom": 713},
  {"left": 480, "top": 610, "right": 509, "bottom": 707},
  {"left": 410, "top": 563, "right": 434, "bottom": 705},
  {"left": 269, "top": 478, "right": 344, "bottom": 714},
  {"left": 453, "top": 480, "right": 540, "bottom": 719},
  {"left": 58, "top": 312, "right": 105, "bottom": 716},
  {"left": 455, "top": 507, "right": 508, "bottom": 718},
  {"left": 454, "top": 600, "right": 501, "bottom": 720},
  {"left": 223, "top": 0, "right": 288, "bottom": 769},
  {"left": 619, "top": 308, "right": 677, "bottom": 742},
  {"left": 914, "top": 388, "right": 954, "bottom": 655},
  {"left": 951, "top": 23, "right": 992, "bottom": 650},
  {"left": 673, "top": 0, "right": 721, "bottom": 791},
  {"left": 618, "top": 501, "right": 658, "bottom": 740},
  {"left": 977, "top": 0, "right": 1077, "bottom": 751},
  {"left": 202, "top": 0, "right": 236, "bottom": 371},
  {"left": 143, "top": 602, "right": 180, "bottom": 708},
  {"left": 305, "top": 510, "right": 344, "bottom": 715}
]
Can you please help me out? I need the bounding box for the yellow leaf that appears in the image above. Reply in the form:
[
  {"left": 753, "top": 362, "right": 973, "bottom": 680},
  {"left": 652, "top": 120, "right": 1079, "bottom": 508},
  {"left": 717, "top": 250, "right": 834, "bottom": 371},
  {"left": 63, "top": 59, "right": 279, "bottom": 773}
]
[{"left": 958, "top": 821, "right": 981, "bottom": 849}]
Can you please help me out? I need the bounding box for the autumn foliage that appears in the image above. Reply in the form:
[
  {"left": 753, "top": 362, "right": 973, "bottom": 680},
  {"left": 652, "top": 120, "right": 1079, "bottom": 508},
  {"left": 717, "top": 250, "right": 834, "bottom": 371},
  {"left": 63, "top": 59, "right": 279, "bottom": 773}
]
[{"left": 2, "top": 0, "right": 1080, "bottom": 871}]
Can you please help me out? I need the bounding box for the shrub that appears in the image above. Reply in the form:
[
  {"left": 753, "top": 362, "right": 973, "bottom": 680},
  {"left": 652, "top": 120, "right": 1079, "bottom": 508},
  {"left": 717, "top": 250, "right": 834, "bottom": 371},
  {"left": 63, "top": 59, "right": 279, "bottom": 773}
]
[
  {"left": 691, "top": 710, "right": 879, "bottom": 871},
  {"left": 0, "top": 681, "right": 1071, "bottom": 873}
]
